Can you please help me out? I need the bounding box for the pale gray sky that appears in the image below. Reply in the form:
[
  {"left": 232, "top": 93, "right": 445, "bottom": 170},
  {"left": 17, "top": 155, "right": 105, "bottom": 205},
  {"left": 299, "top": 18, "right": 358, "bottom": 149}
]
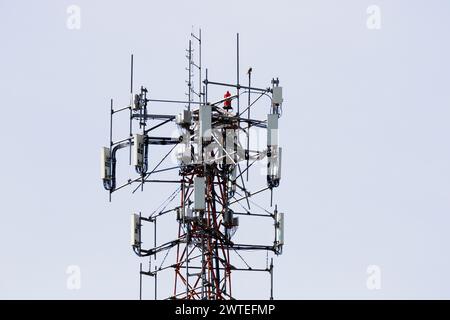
[{"left": 1, "top": 0, "right": 450, "bottom": 299}]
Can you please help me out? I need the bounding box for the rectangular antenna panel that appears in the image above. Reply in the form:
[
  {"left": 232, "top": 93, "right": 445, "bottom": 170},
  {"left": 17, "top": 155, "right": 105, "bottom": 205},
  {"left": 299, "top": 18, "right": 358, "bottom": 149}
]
[
  {"left": 185, "top": 206, "right": 193, "bottom": 219},
  {"left": 275, "top": 212, "right": 284, "bottom": 245},
  {"left": 225, "top": 129, "right": 237, "bottom": 164},
  {"left": 130, "top": 213, "right": 140, "bottom": 247},
  {"left": 267, "top": 114, "right": 279, "bottom": 146},
  {"left": 101, "top": 147, "right": 111, "bottom": 179},
  {"left": 194, "top": 176, "right": 206, "bottom": 211},
  {"left": 278, "top": 147, "right": 282, "bottom": 179},
  {"left": 199, "top": 105, "right": 212, "bottom": 141},
  {"left": 176, "top": 110, "right": 192, "bottom": 125},
  {"left": 272, "top": 86, "right": 283, "bottom": 105},
  {"left": 268, "top": 147, "right": 281, "bottom": 180},
  {"left": 133, "top": 134, "right": 144, "bottom": 167}
]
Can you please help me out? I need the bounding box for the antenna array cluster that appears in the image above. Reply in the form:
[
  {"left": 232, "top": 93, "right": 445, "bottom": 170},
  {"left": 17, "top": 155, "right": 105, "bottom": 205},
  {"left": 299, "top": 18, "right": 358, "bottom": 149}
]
[{"left": 101, "top": 30, "right": 285, "bottom": 300}]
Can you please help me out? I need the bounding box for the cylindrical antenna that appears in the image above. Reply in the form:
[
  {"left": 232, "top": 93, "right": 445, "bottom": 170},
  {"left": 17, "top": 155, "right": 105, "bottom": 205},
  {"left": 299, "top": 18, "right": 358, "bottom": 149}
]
[
  {"left": 154, "top": 218, "right": 157, "bottom": 299},
  {"left": 247, "top": 68, "right": 252, "bottom": 181},
  {"left": 205, "top": 68, "right": 208, "bottom": 104},
  {"left": 185, "top": 224, "right": 189, "bottom": 297},
  {"left": 129, "top": 54, "right": 134, "bottom": 165},
  {"left": 188, "top": 40, "right": 192, "bottom": 111},
  {"left": 109, "top": 98, "right": 113, "bottom": 202},
  {"left": 270, "top": 258, "right": 274, "bottom": 300},
  {"left": 154, "top": 263, "right": 157, "bottom": 300},
  {"left": 139, "top": 262, "right": 142, "bottom": 300},
  {"left": 109, "top": 99, "right": 113, "bottom": 150},
  {"left": 236, "top": 33, "right": 240, "bottom": 115},
  {"left": 130, "top": 54, "right": 134, "bottom": 94},
  {"left": 199, "top": 28, "right": 202, "bottom": 105}
]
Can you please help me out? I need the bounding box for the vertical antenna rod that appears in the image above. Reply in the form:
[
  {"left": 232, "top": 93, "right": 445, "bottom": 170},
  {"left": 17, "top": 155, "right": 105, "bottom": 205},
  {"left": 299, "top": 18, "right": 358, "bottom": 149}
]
[
  {"left": 187, "top": 40, "right": 192, "bottom": 111},
  {"left": 129, "top": 54, "right": 134, "bottom": 165},
  {"left": 199, "top": 29, "right": 202, "bottom": 105},
  {"left": 109, "top": 98, "right": 113, "bottom": 202},
  {"left": 236, "top": 33, "right": 240, "bottom": 115},
  {"left": 246, "top": 68, "right": 252, "bottom": 181},
  {"left": 270, "top": 258, "right": 274, "bottom": 300},
  {"left": 139, "top": 263, "right": 142, "bottom": 300},
  {"left": 130, "top": 54, "right": 134, "bottom": 94},
  {"left": 154, "top": 218, "right": 157, "bottom": 299}
]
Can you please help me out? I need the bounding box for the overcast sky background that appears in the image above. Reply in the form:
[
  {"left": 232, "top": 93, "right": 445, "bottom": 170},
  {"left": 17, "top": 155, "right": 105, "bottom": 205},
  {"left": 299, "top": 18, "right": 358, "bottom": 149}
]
[{"left": 1, "top": 0, "right": 450, "bottom": 299}]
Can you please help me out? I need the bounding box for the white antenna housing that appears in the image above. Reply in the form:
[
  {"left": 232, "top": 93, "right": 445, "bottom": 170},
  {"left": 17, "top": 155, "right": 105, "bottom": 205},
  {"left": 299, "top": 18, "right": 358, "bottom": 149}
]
[
  {"left": 131, "top": 213, "right": 140, "bottom": 247},
  {"left": 176, "top": 132, "right": 192, "bottom": 165},
  {"left": 176, "top": 110, "right": 192, "bottom": 126},
  {"left": 275, "top": 211, "right": 284, "bottom": 252},
  {"left": 101, "top": 147, "right": 111, "bottom": 180},
  {"left": 194, "top": 176, "right": 206, "bottom": 211},
  {"left": 133, "top": 134, "right": 145, "bottom": 169},
  {"left": 267, "top": 146, "right": 282, "bottom": 188},
  {"left": 199, "top": 104, "right": 212, "bottom": 142},
  {"left": 267, "top": 113, "right": 279, "bottom": 147},
  {"left": 272, "top": 86, "right": 283, "bottom": 106}
]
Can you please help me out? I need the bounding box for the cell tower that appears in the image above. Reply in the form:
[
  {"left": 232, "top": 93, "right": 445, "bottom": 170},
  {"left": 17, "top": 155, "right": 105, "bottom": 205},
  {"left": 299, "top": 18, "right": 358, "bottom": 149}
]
[{"left": 101, "top": 30, "right": 284, "bottom": 300}]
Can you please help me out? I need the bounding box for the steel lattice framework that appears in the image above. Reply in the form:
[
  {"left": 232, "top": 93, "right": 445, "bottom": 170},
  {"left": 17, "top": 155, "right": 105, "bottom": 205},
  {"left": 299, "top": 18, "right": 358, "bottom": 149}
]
[{"left": 101, "top": 30, "right": 284, "bottom": 300}]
